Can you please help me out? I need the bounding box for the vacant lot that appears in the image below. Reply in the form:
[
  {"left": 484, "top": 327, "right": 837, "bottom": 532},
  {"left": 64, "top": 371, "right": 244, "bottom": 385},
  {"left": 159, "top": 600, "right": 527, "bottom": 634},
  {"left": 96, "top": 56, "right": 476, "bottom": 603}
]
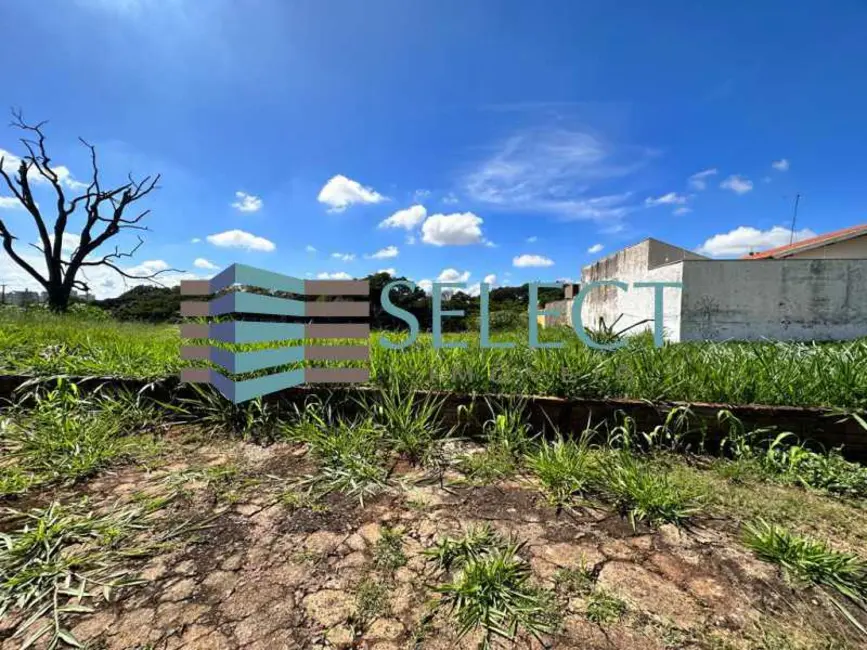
[
  {"left": 2, "top": 381, "right": 866, "bottom": 649},
  {"left": 2, "top": 310, "right": 867, "bottom": 408}
]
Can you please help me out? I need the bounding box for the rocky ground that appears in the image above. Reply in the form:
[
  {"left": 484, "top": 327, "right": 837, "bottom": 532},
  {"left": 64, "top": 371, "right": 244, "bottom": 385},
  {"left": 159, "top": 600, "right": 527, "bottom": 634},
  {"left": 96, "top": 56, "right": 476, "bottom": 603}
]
[{"left": 0, "top": 429, "right": 862, "bottom": 650}]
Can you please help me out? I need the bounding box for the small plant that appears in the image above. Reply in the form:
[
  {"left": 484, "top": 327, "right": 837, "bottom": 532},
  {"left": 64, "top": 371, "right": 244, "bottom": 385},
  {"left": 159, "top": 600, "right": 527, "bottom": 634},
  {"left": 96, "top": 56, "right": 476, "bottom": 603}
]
[
  {"left": 525, "top": 434, "right": 594, "bottom": 505},
  {"left": 596, "top": 451, "right": 703, "bottom": 529},
  {"left": 482, "top": 398, "right": 535, "bottom": 458},
  {"left": 553, "top": 564, "right": 595, "bottom": 597},
  {"left": 743, "top": 520, "right": 867, "bottom": 634},
  {"left": 0, "top": 501, "right": 148, "bottom": 648},
  {"left": 373, "top": 525, "right": 407, "bottom": 572},
  {"left": 368, "top": 384, "right": 449, "bottom": 465},
  {"left": 169, "top": 383, "right": 281, "bottom": 441},
  {"left": 433, "top": 541, "right": 556, "bottom": 649},
  {"left": 458, "top": 446, "right": 519, "bottom": 484},
  {"left": 353, "top": 576, "right": 392, "bottom": 628},
  {"left": 425, "top": 524, "right": 501, "bottom": 572},
  {"left": 585, "top": 589, "right": 627, "bottom": 624}
]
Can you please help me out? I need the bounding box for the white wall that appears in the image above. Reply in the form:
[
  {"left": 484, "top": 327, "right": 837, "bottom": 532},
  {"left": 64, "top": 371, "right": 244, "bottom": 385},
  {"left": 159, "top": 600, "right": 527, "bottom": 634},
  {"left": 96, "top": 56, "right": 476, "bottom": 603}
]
[
  {"left": 680, "top": 259, "right": 867, "bottom": 341},
  {"left": 578, "top": 240, "right": 686, "bottom": 340}
]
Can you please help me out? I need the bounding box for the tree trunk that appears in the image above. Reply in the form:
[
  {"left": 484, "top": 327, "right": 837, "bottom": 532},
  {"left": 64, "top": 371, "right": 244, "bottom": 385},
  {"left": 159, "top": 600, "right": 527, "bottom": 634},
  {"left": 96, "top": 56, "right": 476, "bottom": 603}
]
[{"left": 47, "top": 284, "right": 72, "bottom": 312}]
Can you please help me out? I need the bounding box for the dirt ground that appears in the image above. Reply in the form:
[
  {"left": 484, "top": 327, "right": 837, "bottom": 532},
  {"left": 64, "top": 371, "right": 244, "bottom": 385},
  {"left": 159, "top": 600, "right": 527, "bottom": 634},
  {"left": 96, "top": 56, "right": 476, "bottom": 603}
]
[{"left": 0, "top": 428, "right": 862, "bottom": 650}]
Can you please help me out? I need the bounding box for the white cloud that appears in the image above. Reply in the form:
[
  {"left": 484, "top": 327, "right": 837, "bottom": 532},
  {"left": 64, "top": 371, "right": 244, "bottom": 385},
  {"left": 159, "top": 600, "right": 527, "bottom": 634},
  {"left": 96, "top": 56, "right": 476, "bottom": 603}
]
[
  {"left": 688, "top": 168, "right": 718, "bottom": 191},
  {"left": 696, "top": 225, "right": 817, "bottom": 258},
  {"left": 378, "top": 204, "right": 427, "bottom": 230},
  {"left": 317, "top": 174, "right": 386, "bottom": 212},
  {"left": 417, "top": 279, "right": 433, "bottom": 294},
  {"left": 231, "top": 191, "right": 263, "bottom": 213},
  {"left": 421, "top": 212, "right": 484, "bottom": 246},
  {"left": 194, "top": 258, "right": 219, "bottom": 270},
  {"left": 377, "top": 268, "right": 396, "bottom": 276},
  {"left": 331, "top": 252, "right": 355, "bottom": 262},
  {"left": 0, "top": 196, "right": 24, "bottom": 210},
  {"left": 305, "top": 245, "right": 317, "bottom": 253},
  {"left": 367, "top": 245, "right": 398, "bottom": 259},
  {"left": 316, "top": 271, "right": 353, "bottom": 280},
  {"left": 191, "top": 237, "right": 202, "bottom": 244},
  {"left": 483, "top": 273, "right": 497, "bottom": 285},
  {"left": 206, "top": 229, "right": 276, "bottom": 252},
  {"left": 463, "top": 127, "right": 647, "bottom": 223},
  {"left": 442, "top": 193, "right": 459, "bottom": 205},
  {"left": 437, "top": 268, "right": 471, "bottom": 283},
  {"left": 645, "top": 192, "right": 688, "bottom": 207},
  {"left": 526, "top": 236, "right": 538, "bottom": 243},
  {"left": 0, "top": 148, "right": 87, "bottom": 191},
  {"left": 587, "top": 243, "right": 604, "bottom": 254},
  {"left": 720, "top": 175, "right": 753, "bottom": 195},
  {"left": 413, "top": 189, "right": 430, "bottom": 202},
  {"left": 513, "top": 254, "right": 554, "bottom": 268},
  {"left": 406, "top": 234, "right": 416, "bottom": 245},
  {"left": 771, "top": 159, "right": 790, "bottom": 172},
  {"left": 673, "top": 207, "right": 692, "bottom": 216}
]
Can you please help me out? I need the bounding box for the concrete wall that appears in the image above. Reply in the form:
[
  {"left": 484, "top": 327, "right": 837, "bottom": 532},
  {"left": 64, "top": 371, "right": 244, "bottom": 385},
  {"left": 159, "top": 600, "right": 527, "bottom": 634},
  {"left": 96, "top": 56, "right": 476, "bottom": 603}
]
[
  {"left": 783, "top": 233, "right": 867, "bottom": 260},
  {"left": 680, "top": 259, "right": 867, "bottom": 341},
  {"left": 579, "top": 240, "right": 687, "bottom": 340}
]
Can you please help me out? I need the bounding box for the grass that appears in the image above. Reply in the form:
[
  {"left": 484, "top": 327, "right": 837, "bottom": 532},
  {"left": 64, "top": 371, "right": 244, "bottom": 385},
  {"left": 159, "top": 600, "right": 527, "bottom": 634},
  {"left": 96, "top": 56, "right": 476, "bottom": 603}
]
[
  {"left": 595, "top": 451, "right": 704, "bottom": 529},
  {"left": 428, "top": 527, "right": 556, "bottom": 649},
  {"left": 366, "top": 384, "right": 449, "bottom": 466},
  {"left": 585, "top": 589, "right": 627, "bottom": 624},
  {"left": 743, "top": 521, "right": 867, "bottom": 635},
  {"left": 0, "top": 500, "right": 155, "bottom": 649},
  {"left": 4, "top": 311, "right": 867, "bottom": 409},
  {"left": 525, "top": 434, "right": 594, "bottom": 505},
  {"left": 0, "top": 381, "right": 162, "bottom": 494},
  {"left": 373, "top": 525, "right": 407, "bottom": 572}
]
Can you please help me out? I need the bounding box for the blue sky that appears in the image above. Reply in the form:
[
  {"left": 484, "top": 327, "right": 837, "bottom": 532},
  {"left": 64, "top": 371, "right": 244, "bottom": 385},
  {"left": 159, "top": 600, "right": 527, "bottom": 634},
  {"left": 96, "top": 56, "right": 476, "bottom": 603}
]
[{"left": 2, "top": 0, "right": 866, "bottom": 297}]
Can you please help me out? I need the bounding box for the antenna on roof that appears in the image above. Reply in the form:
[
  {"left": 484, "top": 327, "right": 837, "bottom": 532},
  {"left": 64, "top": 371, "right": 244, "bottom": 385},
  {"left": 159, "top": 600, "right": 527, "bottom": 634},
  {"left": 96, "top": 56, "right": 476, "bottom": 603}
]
[{"left": 788, "top": 193, "right": 801, "bottom": 245}]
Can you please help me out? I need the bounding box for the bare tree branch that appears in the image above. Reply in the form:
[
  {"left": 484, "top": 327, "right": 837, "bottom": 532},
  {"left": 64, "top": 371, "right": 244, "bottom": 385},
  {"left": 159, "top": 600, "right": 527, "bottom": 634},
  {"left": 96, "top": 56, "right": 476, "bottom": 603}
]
[{"left": 0, "top": 109, "right": 178, "bottom": 310}]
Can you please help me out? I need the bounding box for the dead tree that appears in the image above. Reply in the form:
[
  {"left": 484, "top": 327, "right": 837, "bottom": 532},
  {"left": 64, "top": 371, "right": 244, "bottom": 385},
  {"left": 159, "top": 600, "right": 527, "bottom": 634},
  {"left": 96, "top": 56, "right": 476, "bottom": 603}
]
[{"left": 0, "top": 109, "right": 177, "bottom": 311}]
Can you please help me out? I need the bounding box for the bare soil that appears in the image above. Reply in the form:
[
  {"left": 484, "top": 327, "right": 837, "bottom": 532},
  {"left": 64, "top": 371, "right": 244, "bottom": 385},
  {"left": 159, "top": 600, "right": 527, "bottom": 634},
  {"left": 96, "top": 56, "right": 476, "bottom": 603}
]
[{"left": 0, "top": 430, "right": 862, "bottom": 650}]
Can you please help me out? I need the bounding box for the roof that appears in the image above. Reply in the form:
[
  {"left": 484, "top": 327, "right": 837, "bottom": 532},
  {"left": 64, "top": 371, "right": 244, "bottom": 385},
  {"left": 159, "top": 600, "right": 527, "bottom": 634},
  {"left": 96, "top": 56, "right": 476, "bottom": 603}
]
[{"left": 742, "top": 223, "right": 867, "bottom": 259}]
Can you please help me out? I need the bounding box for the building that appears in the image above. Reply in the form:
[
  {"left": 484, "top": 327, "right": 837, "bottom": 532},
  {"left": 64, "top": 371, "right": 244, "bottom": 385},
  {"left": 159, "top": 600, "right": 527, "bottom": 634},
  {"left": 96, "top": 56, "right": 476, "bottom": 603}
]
[{"left": 546, "top": 226, "right": 867, "bottom": 342}]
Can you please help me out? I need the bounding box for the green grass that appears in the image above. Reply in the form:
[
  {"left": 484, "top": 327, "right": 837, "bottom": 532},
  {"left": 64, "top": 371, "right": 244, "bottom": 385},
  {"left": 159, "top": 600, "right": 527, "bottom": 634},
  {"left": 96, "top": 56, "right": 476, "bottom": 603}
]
[
  {"left": 0, "top": 500, "right": 156, "bottom": 649},
  {"left": 585, "top": 589, "right": 627, "bottom": 624},
  {"left": 373, "top": 525, "right": 407, "bottom": 572},
  {"left": 428, "top": 527, "right": 556, "bottom": 649},
  {"left": 595, "top": 451, "right": 705, "bottom": 528},
  {"left": 525, "top": 434, "right": 594, "bottom": 505},
  {"left": 3, "top": 311, "right": 867, "bottom": 408},
  {"left": 743, "top": 520, "right": 867, "bottom": 635}
]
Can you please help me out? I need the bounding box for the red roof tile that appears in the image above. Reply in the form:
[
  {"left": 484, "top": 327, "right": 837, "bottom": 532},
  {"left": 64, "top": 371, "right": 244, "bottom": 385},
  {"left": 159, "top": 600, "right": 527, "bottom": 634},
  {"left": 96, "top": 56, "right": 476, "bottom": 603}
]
[{"left": 742, "top": 223, "right": 867, "bottom": 259}]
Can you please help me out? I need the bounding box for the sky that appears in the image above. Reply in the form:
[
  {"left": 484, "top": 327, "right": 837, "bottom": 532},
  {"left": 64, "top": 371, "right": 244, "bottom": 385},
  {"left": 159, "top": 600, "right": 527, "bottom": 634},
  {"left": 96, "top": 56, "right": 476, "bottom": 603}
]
[{"left": 1, "top": 0, "right": 867, "bottom": 298}]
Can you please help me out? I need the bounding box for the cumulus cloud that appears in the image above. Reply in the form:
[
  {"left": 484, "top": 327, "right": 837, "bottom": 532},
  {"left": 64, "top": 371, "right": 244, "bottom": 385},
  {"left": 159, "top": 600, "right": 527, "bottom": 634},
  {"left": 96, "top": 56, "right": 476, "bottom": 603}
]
[
  {"left": 378, "top": 204, "right": 427, "bottom": 230},
  {"left": 720, "top": 175, "right": 753, "bottom": 195},
  {"left": 194, "top": 258, "right": 219, "bottom": 270},
  {"left": 317, "top": 175, "right": 386, "bottom": 212},
  {"left": 367, "top": 246, "right": 398, "bottom": 259},
  {"left": 231, "top": 191, "right": 263, "bottom": 213},
  {"left": 0, "top": 148, "right": 87, "bottom": 191},
  {"left": 0, "top": 196, "right": 24, "bottom": 210},
  {"left": 645, "top": 192, "right": 688, "bottom": 207},
  {"left": 377, "top": 268, "right": 396, "bottom": 276},
  {"left": 421, "top": 212, "right": 484, "bottom": 246},
  {"left": 483, "top": 273, "right": 497, "bottom": 285},
  {"left": 316, "top": 271, "right": 353, "bottom": 280},
  {"left": 513, "top": 254, "right": 554, "bottom": 268},
  {"left": 206, "top": 229, "right": 276, "bottom": 252},
  {"left": 688, "top": 168, "right": 718, "bottom": 191},
  {"left": 437, "top": 268, "right": 471, "bottom": 283},
  {"left": 771, "top": 159, "right": 790, "bottom": 172},
  {"left": 696, "top": 225, "right": 817, "bottom": 258},
  {"left": 331, "top": 252, "right": 356, "bottom": 262},
  {"left": 587, "top": 243, "right": 604, "bottom": 254},
  {"left": 417, "top": 279, "right": 433, "bottom": 294}
]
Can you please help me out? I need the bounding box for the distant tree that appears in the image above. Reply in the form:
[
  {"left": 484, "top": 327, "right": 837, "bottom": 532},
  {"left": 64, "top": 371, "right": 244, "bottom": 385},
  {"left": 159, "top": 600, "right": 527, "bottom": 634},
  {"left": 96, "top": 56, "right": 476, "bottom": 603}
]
[
  {"left": 0, "top": 109, "right": 176, "bottom": 311},
  {"left": 97, "top": 285, "right": 182, "bottom": 322}
]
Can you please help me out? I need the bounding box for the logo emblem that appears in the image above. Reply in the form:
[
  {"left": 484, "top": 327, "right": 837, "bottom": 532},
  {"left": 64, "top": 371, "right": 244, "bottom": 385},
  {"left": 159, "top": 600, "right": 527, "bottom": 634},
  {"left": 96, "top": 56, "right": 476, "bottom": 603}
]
[{"left": 179, "top": 264, "right": 369, "bottom": 403}]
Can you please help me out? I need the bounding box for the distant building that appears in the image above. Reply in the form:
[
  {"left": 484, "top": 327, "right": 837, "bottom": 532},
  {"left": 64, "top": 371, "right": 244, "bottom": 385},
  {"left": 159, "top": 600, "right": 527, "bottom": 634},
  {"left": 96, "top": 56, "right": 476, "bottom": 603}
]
[{"left": 542, "top": 227, "right": 867, "bottom": 342}]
